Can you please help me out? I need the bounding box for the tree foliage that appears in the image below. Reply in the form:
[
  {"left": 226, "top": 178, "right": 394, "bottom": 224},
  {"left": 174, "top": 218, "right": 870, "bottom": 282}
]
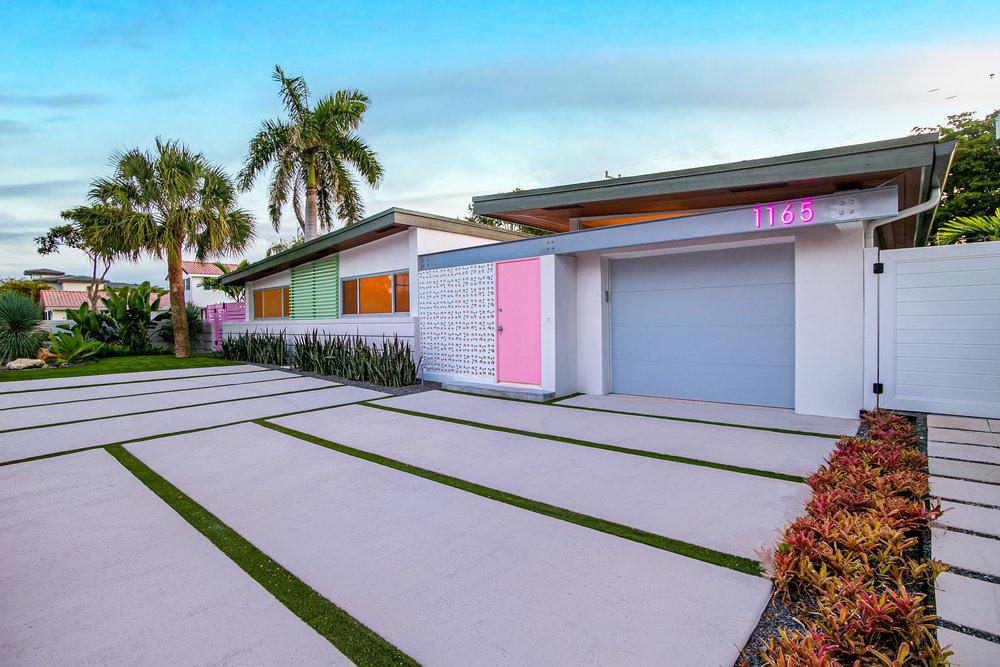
[
  {"left": 35, "top": 217, "right": 132, "bottom": 308},
  {"left": 238, "top": 65, "right": 383, "bottom": 240},
  {"left": 199, "top": 260, "right": 250, "bottom": 301},
  {"left": 935, "top": 207, "right": 1000, "bottom": 244},
  {"left": 61, "top": 139, "right": 255, "bottom": 357},
  {"left": 915, "top": 109, "right": 1000, "bottom": 234},
  {"left": 0, "top": 278, "right": 51, "bottom": 301}
]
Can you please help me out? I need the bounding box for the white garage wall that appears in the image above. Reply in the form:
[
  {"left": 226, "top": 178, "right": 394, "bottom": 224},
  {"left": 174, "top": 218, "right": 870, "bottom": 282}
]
[
  {"left": 575, "top": 253, "right": 609, "bottom": 394},
  {"left": 794, "top": 222, "right": 865, "bottom": 418}
]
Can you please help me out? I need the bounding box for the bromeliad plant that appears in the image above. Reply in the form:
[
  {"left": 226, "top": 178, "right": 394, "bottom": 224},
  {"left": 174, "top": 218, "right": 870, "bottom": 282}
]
[{"left": 756, "top": 410, "right": 951, "bottom": 666}]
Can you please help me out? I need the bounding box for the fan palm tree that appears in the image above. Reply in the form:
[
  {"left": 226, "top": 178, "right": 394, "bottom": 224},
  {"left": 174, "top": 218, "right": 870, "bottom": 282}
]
[
  {"left": 62, "top": 139, "right": 255, "bottom": 358},
  {"left": 936, "top": 208, "right": 1000, "bottom": 245},
  {"left": 238, "top": 65, "right": 383, "bottom": 241},
  {"left": 200, "top": 259, "right": 251, "bottom": 301}
]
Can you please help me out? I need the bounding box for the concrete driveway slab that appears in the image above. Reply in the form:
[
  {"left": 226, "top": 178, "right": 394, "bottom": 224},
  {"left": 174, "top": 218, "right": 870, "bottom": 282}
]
[
  {"left": 930, "top": 458, "right": 1000, "bottom": 485},
  {"left": 557, "top": 393, "right": 858, "bottom": 436},
  {"left": 930, "top": 441, "right": 1000, "bottom": 465},
  {"left": 0, "top": 369, "right": 295, "bottom": 410},
  {"left": 939, "top": 501, "right": 1000, "bottom": 538},
  {"left": 378, "top": 391, "right": 835, "bottom": 478},
  {"left": 127, "top": 422, "right": 772, "bottom": 666},
  {"left": 274, "top": 404, "right": 807, "bottom": 560},
  {"left": 929, "top": 428, "right": 998, "bottom": 447},
  {"left": 932, "top": 527, "right": 1000, "bottom": 577},
  {"left": 0, "top": 376, "right": 335, "bottom": 431},
  {"left": 0, "top": 450, "right": 346, "bottom": 665},
  {"left": 927, "top": 415, "right": 992, "bottom": 431},
  {"left": 0, "top": 364, "right": 263, "bottom": 393},
  {"left": 937, "top": 628, "right": 1000, "bottom": 666},
  {"left": 935, "top": 572, "right": 1000, "bottom": 635},
  {"left": 0, "top": 385, "right": 383, "bottom": 464},
  {"left": 932, "top": 476, "right": 1000, "bottom": 507}
]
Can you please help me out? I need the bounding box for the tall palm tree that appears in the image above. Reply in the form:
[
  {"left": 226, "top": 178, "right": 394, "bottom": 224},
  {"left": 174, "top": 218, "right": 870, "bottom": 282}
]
[
  {"left": 62, "top": 139, "right": 255, "bottom": 357},
  {"left": 935, "top": 208, "right": 1000, "bottom": 245},
  {"left": 238, "top": 65, "right": 384, "bottom": 241}
]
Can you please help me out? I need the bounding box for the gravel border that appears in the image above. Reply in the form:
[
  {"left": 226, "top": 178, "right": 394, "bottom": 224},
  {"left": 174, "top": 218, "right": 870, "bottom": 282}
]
[{"left": 242, "top": 362, "right": 440, "bottom": 397}]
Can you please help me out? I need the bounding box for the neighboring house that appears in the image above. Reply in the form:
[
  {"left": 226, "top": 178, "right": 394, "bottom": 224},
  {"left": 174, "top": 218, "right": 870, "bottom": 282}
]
[
  {"left": 23, "top": 268, "right": 134, "bottom": 292},
  {"left": 179, "top": 261, "right": 239, "bottom": 308},
  {"left": 218, "top": 208, "right": 524, "bottom": 349},
  {"left": 39, "top": 290, "right": 170, "bottom": 321},
  {"left": 409, "top": 133, "right": 957, "bottom": 418}
]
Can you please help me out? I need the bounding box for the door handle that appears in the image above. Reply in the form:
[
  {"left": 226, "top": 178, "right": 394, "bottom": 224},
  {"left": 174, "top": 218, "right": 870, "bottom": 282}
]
[{"left": 497, "top": 325, "right": 504, "bottom": 334}]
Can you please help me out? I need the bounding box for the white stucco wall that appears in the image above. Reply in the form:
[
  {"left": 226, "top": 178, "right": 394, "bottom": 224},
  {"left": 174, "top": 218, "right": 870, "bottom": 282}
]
[
  {"left": 793, "top": 222, "right": 865, "bottom": 418},
  {"left": 185, "top": 276, "right": 235, "bottom": 308},
  {"left": 575, "top": 253, "right": 609, "bottom": 395},
  {"left": 339, "top": 233, "right": 410, "bottom": 280}
]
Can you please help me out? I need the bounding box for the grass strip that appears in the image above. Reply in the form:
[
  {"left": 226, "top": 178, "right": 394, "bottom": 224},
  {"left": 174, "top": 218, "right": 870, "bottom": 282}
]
[
  {"left": 0, "top": 367, "right": 265, "bottom": 395},
  {"left": 0, "top": 397, "right": 381, "bottom": 468},
  {"left": 363, "top": 402, "right": 804, "bottom": 484},
  {"left": 105, "top": 444, "right": 417, "bottom": 666},
  {"left": 257, "top": 419, "right": 763, "bottom": 577},
  {"left": 0, "top": 354, "right": 242, "bottom": 387},
  {"left": 0, "top": 384, "right": 344, "bottom": 434},
  {"left": 0, "top": 374, "right": 301, "bottom": 412}
]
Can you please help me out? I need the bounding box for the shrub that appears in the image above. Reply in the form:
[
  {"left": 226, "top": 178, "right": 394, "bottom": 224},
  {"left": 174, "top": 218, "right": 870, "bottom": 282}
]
[
  {"left": 757, "top": 409, "right": 950, "bottom": 665},
  {"left": 48, "top": 329, "right": 104, "bottom": 364},
  {"left": 156, "top": 303, "right": 205, "bottom": 345},
  {"left": 101, "top": 282, "right": 163, "bottom": 353},
  {"left": 291, "top": 331, "right": 417, "bottom": 387},
  {"left": 0, "top": 292, "right": 46, "bottom": 363},
  {"left": 61, "top": 302, "right": 118, "bottom": 343},
  {"left": 221, "top": 330, "right": 288, "bottom": 365}
]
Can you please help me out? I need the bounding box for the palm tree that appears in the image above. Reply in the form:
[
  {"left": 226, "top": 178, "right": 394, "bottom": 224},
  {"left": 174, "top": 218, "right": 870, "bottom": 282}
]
[
  {"left": 936, "top": 208, "right": 1000, "bottom": 245},
  {"left": 62, "top": 139, "right": 255, "bottom": 358},
  {"left": 200, "top": 260, "right": 250, "bottom": 301},
  {"left": 238, "top": 65, "right": 384, "bottom": 241}
]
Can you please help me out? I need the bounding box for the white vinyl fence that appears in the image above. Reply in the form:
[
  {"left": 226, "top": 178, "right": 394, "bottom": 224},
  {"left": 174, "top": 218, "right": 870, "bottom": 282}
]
[{"left": 875, "top": 240, "right": 1000, "bottom": 418}]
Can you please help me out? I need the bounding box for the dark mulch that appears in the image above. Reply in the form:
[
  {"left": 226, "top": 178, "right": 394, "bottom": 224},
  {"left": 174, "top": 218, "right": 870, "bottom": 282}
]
[{"left": 245, "top": 362, "right": 440, "bottom": 397}]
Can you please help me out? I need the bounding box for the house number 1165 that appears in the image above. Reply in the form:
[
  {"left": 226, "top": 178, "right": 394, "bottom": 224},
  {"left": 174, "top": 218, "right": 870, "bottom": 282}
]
[{"left": 753, "top": 199, "right": 815, "bottom": 228}]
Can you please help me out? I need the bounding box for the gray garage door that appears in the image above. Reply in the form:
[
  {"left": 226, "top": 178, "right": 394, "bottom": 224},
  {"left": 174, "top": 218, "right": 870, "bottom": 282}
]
[{"left": 610, "top": 243, "right": 795, "bottom": 408}]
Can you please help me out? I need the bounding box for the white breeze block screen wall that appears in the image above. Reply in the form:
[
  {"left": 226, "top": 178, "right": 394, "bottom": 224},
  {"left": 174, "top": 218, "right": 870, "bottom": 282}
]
[{"left": 418, "top": 262, "right": 496, "bottom": 381}]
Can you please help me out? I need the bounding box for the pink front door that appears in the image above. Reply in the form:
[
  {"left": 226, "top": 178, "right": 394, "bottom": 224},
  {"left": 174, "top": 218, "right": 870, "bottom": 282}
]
[{"left": 496, "top": 258, "right": 541, "bottom": 385}]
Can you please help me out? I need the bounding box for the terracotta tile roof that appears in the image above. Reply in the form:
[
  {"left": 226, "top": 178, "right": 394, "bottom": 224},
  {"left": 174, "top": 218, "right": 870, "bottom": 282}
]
[
  {"left": 181, "top": 260, "right": 237, "bottom": 276},
  {"left": 40, "top": 290, "right": 171, "bottom": 311}
]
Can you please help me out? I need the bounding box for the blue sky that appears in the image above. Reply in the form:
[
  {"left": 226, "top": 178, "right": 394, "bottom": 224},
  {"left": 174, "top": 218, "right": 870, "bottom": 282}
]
[{"left": 2, "top": 1, "right": 998, "bottom": 285}]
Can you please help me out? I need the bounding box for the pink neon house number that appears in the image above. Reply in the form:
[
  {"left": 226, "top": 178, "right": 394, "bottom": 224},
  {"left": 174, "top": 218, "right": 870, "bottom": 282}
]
[{"left": 753, "top": 199, "right": 815, "bottom": 229}]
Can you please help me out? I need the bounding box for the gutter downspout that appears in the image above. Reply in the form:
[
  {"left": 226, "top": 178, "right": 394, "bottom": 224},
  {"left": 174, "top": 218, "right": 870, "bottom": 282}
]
[{"left": 863, "top": 186, "right": 942, "bottom": 248}]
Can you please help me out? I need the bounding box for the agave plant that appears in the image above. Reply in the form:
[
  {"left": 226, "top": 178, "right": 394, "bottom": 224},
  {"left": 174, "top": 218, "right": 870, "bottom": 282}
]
[
  {"left": 0, "top": 292, "right": 47, "bottom": 363},
  {"left": 935, "top": 207, "right": 1000, "bottom": 244}
]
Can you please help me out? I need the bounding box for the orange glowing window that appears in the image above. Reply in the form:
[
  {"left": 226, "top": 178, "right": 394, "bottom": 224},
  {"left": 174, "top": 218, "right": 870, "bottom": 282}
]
[
  {"left": 342, "top": 279, "right": 358, "bottom": 315},
  {"left": 394, "top": 272, "right": 410, "bottom": 312},
  {"left": 253, "top": 287, "right": 289, "bottom": 319},
  {"left": 359, "top": 274, "right": 392, "bottom": 313}
]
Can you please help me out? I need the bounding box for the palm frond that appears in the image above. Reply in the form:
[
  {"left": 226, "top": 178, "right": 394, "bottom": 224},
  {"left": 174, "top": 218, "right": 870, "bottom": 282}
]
[
  {"left": 272, "top": 65, "right": 309, "bottom": 120},
  {"left": 935, "top": 208, "right": 1000, "bottom": 245}
]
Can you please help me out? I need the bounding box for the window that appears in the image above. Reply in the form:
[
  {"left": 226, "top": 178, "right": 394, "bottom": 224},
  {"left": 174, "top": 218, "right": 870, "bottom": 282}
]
[
  {"left": 341, "top": 271, "right": 410, "bottom": 315},
  {"left": 252, "top": 287, "right": 289, "bottom": 319},
  {"left": 184, "top": 277, "right": 191, "bottom": 290}
]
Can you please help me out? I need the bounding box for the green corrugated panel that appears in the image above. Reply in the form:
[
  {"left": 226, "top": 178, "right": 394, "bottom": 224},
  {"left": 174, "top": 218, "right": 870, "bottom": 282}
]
[{"left": 290, "top": 254, "right": 339, "bottom": 319}]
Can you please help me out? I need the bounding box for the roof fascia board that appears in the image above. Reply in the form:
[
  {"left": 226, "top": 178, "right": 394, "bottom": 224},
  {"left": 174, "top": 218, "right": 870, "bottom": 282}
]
[
  {"left": 423, "top": 186, "right": 899, "bottom": 271},
  {"left": 473, "top": 138, "right": 937, "bottom": 215}
]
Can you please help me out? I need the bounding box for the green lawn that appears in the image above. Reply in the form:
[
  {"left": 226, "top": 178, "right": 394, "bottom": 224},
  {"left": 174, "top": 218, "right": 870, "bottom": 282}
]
[{"left": 0, "top": 354, "right": 238, "bottom": 382}]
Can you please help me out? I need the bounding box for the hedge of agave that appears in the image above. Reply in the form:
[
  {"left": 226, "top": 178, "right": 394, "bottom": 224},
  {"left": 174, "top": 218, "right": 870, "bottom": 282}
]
[
  {"left": 754, "top": 410, "right": 949, "bottom": 665},
  {"left": 222, "top": 330, "right": 417, "bottom": 387}
]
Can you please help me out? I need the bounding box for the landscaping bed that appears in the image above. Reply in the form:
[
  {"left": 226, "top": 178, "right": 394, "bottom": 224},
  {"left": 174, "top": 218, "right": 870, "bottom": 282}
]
[
  {"left": 739, "top": 409, "right": 948, "bottom": 665},
  {"left": 0, "top": 354, "right": 237, "bottom": 383}
]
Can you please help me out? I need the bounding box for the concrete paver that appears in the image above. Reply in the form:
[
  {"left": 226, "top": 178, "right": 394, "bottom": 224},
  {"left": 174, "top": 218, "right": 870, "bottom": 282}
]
[
  {"left": 930, "top": 442, "right": 1000, "bottom": 465},
  {"left": 380, "top": 391, "right": 836, "bottom": 478},
  {"left": 556, "top": 393, "right": 859, "bottom": 435},
  {"left": 929, "top": 458, "right": 1000, "bottom": 485},
  {"left": 0, "top": 385, "right": 383, "bottom": 464},
  {"left": 991, "top": 419, "right": 1000, "bottom": 434},
  {"left": 937, "top": 628, "right": 1000, "bottom": 666},
  {"left": 0, "top": 376, "right": 335, "bottom": 431},
  {"left": 127, "top": 422, "right": 773, "bottom": 666},
  {"left": 0, "top": 450, "right": 346, "bottom": 665},
  {"left": 929, "top": 428, "right": 998, "bottom": 447},
  {"left": 0, "top": 369, "right": 293, "bottom": 410},
  {"left": 0, "top": 364, "right": 262, "bottom": 393},
  {"left": 274, "top": 404, "right": 808, "bottom": 560},
  {"left": 927, "top": 415, "right": 992, "bottom": 431},
  {"left": 935, "top": 572, "right": 1000, "bottom": 636},
  {"left": 939, "top": 501, "right": 1000, "bottom": 538},
  {"left": 932, "top": 476, "right": 1000, "bottom": 508},
  {"left": 932, "top": 527, "right": 1000, "bottom": 577}
]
